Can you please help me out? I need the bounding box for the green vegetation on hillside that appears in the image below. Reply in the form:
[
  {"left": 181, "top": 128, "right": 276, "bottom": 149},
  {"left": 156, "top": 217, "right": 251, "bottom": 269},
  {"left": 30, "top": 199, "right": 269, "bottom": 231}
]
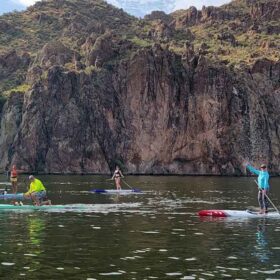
[{"left": 0, "top": 0, "right": 279, "bottom": 99}]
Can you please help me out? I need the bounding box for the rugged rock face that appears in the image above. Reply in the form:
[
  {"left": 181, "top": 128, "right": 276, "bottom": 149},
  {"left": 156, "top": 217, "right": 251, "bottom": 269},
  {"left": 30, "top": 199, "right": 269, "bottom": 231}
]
[
  {"left": 0, "top": 92, "right": 24, "bottom": 167},
  {"left": 0, "top": 50, "right": 30, "bottom": 80},
  {"left": 0, "top": 0, "right": 279, "bottom": 174},
  {"left": 85, "top": 32, "right": 115, "bottom": 67},
  {"left": 144, "top": 11, "right": 172, "bottom": 23},
  {"left": 34, "top": 42, "right": 78, "bottom": 68},
  {"left": 173, "top": 5, "right": 235, "bottom": 29},
  {"left": 0, "top": 45, "right": 279, "bottom": 174},
  {"left": 250, "top": 0, "right": 280, "bottom": 21},
  {"left": 148, "top": 20, "right": 174, "bottom": 41}
]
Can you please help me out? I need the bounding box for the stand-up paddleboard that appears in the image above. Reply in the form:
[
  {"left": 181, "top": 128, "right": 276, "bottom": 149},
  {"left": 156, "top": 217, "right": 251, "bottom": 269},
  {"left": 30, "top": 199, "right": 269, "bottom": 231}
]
[
  {"left": 0, "top": 189, "right": 10, "bottom": 193},
  {"left": 0, "top": 193, "right": 25, "bottom": 200},
  {"left": 0, "top": 182, "right": 12, "bottom": 186},
  {"left": 0, "top": 193, "right": 47, "bottom": 200},
  {"left": 0, "top": 204, "right": 76, "bottom": 210},
  {"left": 198, "top": 209, "right": 280, "bottom": 218},
  {"left": 0, "top": 203, "right": 141, "bottom": 213},
  {"left": 91, "top": 189, "right": 142, "bottom": 194}
]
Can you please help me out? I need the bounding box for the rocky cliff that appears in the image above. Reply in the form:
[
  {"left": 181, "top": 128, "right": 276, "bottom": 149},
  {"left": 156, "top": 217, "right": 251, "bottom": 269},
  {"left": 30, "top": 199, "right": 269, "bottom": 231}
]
[{"left": 0, "top": 0, "right": 279, "bottom": 174}]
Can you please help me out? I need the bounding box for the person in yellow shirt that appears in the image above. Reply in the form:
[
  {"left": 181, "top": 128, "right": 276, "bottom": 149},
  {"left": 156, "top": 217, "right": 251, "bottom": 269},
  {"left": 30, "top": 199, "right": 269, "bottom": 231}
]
[{"left": 24, "top": 175, "right": 51, "bottom": 206}]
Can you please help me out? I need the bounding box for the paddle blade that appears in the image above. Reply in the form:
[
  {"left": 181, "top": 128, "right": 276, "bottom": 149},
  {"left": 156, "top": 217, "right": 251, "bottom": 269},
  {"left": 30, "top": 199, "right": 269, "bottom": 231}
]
[
  {"left": 91, "top": 189, "right": 107, "bottom": 194},
  {"left": 132, "top": 188, "right": 142, "bottom": 193}
]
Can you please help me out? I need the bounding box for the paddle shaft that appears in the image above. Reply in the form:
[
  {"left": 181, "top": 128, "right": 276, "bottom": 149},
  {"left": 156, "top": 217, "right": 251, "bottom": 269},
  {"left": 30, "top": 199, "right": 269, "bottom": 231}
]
[
  {"left": 122, "top": 179, "right": 133, "bottom": 190},
  {"left": 254, "top": 180, "right": 280, "bottom": 214}
]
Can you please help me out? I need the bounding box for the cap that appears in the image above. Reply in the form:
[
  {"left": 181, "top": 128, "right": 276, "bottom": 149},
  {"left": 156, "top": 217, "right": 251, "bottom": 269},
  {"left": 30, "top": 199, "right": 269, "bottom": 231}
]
[
  {"left": 261, "top": 164, "right": 266, "bottom": 168},
  {"left": 28, "top": 175, "right": 34, "bottom": 180}
]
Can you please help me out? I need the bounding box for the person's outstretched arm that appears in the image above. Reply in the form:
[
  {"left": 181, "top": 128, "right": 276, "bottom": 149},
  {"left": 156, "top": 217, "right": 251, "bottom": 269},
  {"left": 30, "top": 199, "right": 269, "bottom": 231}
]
[{"left": 246, "top": 164, "right": 260, "bottom": 175}]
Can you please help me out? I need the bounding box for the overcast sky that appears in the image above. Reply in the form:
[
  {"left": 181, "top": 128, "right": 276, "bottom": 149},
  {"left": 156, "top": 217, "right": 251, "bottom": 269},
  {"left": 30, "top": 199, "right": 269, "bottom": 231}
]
[{"left": 1, "top": 0, "right": 231, "bottom": 15}]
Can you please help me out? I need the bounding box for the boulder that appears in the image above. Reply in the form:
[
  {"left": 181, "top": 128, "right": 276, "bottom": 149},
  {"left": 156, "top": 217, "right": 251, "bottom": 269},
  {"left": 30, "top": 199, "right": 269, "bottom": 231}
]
[
  {"left": 217, "top": 32, "right": 238, "bottom": 46},
  {"left": 149, "top": 20, "right": 174, "bottom": 41},
  {"left": 86, "top": 32, "right": 115, "bottom": 67},
  {"left": 34, "top": 41, "right": 77, "bottom": 68},
  {"left": 0, "top": 50, "right": 30, "bottom": 80}
]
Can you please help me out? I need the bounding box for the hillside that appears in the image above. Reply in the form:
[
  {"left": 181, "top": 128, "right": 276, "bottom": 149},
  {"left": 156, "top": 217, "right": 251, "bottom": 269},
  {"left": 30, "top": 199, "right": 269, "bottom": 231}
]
[
  {"left": 0, "top": 0, "right": 279, "bottom": 174},
  {"left": 145, "top": 0, "right": 280, "bottom": 64}
]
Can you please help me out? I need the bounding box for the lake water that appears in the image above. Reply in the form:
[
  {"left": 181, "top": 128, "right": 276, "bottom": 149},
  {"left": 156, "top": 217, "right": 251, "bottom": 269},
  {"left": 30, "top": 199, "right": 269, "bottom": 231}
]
[{"left": 0, "top": 175, "right": 280, "bottom": 280}]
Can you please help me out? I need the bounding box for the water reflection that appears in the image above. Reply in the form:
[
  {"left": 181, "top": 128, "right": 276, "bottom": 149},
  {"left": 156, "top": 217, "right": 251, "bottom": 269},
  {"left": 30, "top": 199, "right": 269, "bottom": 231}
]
[
  {"left": 253, "top": 219, "right": 271, "bottom": 263},
  {"left": 28, "top": 216, "right": 46, "bottom": 246},
  {"left": 111, "top": 194, "right": 121, "bottom": 203}
]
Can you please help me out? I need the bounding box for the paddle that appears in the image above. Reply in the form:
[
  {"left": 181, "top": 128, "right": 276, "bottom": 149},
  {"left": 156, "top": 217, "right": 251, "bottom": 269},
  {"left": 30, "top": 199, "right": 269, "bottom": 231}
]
[
  {"left": 122, "top": 179, "right": 133, "bottom": 190},
  {"left": 254, "top": 180, "right": 280, "bottom": 214}
]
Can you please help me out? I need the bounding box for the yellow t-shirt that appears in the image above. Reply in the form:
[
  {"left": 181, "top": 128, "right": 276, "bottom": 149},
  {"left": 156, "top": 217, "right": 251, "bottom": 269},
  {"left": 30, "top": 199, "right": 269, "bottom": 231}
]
[{"left": 26, "top": 178, "right": 46, "bottom": 195}]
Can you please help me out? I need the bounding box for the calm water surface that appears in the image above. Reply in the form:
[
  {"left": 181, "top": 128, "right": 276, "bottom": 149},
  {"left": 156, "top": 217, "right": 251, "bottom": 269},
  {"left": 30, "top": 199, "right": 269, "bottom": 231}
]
[{"left": 0, "top": 175, "right": 280, "bottom": 280}]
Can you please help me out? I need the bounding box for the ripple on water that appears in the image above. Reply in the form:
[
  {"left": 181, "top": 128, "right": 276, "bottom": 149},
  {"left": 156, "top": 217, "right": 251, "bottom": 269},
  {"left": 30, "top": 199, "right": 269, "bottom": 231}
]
[
  {"left": 166, "top": 272, "right": 182, "bottom": 276},
  {"left": 141, "top": 231, "right": 160, "bottom": 234},
  {"left": 99, "top": 272, "right": 123, "bottom": 276},
  {"left": 185, "top": 257, "right": 197, "bottom": 261},
  {"left": 159, "top": 249, "right": 168, "bottom": 252},
  {"left": 91, "top": 226, "right": 101, "bottom": 229},
  {"left": 1, "top": 262, "right": 15, "bottom": 266},
  {"left": 220, "top": 273, "right": 232, "bottom": 277},
  {"left": 226, "top": 267, "right": 240, "bottom": 271},
  {"left": 24, "top": 253, "right": 37, "bottom": 257},
  {"left": 168, "top": 257, "right": 180, "bottom": 260},
  {"left": 227, "top": 256, "right": 238, "bottom": 259},
  {"left": 121, "top": 256, "right": 137, "bottom": 260},
  {"left": 256, "top": 269, "right": 280, "bottom": 274},
  {"left": 134, "top": 248, "right": 151, "bottom": 253},
  {"left": 201, "top": 272, "right": 215, "bottom": 277}
]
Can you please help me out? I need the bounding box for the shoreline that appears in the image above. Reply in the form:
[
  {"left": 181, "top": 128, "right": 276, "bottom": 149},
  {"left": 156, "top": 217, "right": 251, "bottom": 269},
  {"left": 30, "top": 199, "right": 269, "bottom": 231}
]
[{"left": 1, "top": 173, "right": 279, "bottom": 177}]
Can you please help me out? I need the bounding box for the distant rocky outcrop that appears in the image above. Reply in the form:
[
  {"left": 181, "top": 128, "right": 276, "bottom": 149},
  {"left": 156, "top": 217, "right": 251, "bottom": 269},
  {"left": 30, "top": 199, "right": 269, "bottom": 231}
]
[
  {"left": 173, "top": 5, "right": 235, "bottom": 29},
  {"left": 144, "top": 11, "right": 172, "bottom": 23},
  {"left": 148, "top": 20, "right": 174, "bottom": 41},
  {"left": 34, "top": 41, "right": 78, "bottom": 68},
  {"left": 250, "top": 0, "right": 280, "bottom": 21},
  {"left": 85, "top": 32, "right": 116, "bottom": 67},
  {"left": 0, "top": 50, "right": 30, "bottom": 79},
  {"left": 217, "top": 32, "right": 237, "bottom": 46}
]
